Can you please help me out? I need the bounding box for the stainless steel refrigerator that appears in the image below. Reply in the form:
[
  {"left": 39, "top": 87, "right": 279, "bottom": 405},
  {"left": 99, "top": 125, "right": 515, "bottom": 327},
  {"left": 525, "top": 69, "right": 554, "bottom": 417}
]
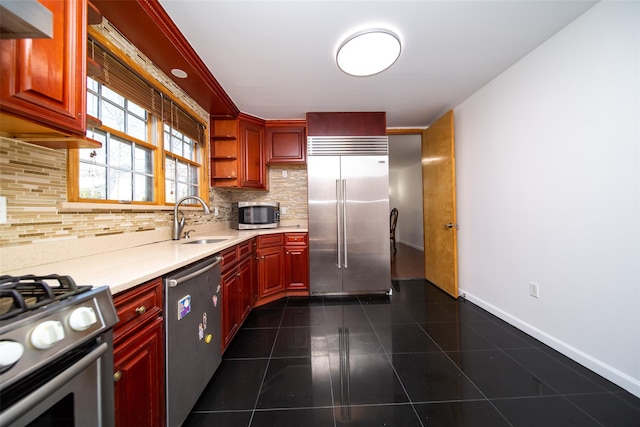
[{"left": 307, "top": 136, "right": 391, "bottom": 295}]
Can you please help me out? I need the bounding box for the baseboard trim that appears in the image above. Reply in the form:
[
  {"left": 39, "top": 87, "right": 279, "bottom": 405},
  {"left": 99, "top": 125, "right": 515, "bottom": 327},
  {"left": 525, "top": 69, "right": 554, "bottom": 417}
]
[{"left": 459, "top": 288, "right": 640, "bottom": 398}]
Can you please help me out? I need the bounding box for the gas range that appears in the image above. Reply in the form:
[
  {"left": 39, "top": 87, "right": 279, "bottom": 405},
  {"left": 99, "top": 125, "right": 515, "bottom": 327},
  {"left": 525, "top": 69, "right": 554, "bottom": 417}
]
[{"left": 0, "top": 274, "right": 119, "bottom": 391}]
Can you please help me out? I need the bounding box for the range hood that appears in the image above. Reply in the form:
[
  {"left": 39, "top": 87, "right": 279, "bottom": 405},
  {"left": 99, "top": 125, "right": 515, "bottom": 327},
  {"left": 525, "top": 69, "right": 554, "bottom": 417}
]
[{"left": 0, "top": 0, "right": 53, "bottom": 39}]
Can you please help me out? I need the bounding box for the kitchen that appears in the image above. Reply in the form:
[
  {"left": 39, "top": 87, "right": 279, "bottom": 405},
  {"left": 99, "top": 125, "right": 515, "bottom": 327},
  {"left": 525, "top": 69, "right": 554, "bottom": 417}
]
[{"left": 1, "top": 0, "right": 639, "bottom": 426}]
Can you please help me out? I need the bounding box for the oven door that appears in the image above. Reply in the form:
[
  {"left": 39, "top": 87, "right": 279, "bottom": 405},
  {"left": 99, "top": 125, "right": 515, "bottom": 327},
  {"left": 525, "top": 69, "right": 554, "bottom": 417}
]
[{"left": 0, "top": 341, "right": 114, "bottom": 427}]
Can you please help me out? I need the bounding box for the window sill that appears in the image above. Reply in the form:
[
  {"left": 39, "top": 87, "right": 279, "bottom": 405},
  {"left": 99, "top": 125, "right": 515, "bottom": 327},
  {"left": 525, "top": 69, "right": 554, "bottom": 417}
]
[{"left": 56, "top": 202, "right": 206, "bottom": 212}]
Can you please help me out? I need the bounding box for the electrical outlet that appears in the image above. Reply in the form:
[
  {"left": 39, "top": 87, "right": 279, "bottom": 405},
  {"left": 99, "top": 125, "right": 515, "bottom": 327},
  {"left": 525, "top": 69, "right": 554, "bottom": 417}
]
[
  {"left": 281, "top": 206, "right": 287, "bottom": 215},
  {"left": 529, "top": 282, "right": 540, "bottom": 298},
  {"left": 214, "top": 207, "right": 219, "bottom": 217},
  {"left": 282, "top": 170, "right": 288, "bottom": 178}
]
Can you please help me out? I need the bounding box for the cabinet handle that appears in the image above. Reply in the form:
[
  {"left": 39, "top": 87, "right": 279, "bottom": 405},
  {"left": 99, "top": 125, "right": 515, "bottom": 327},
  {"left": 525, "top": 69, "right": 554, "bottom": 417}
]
[
  {"left": 135, "top": 306, "right": 147, "bottom": 315},
  {"left": 113, "top": 370, "right": 122, "bottom": 382},
  {"left": 237, "top": 273, "right": 241, "bottom": 277},
  {"left": 261, "top": 256, "right": 265, "bottom": 259}
]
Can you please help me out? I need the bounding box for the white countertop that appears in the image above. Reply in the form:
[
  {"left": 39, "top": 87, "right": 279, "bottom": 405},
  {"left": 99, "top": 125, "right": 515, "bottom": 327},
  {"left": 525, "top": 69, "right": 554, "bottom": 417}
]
[{"left": 2, "top": 226, "right": 307, "bottom": 295}]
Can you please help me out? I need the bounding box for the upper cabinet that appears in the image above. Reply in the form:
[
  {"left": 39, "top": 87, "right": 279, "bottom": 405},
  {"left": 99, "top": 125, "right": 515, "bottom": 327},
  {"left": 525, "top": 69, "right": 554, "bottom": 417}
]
[
  {"left": 210, "top": 113, "right": 267, "bottom": 190},
  {"left": 266, "top": 120, "right": 307, "bottom": 165},
  {"left": 0, "top": 0, "right": 100, "bottom": 148},
  {"left": 239, "top": 114, "right": 267, "bottom": 189},
  {"left": 306, "top": 112, "right": 387, "bottom": 136}
]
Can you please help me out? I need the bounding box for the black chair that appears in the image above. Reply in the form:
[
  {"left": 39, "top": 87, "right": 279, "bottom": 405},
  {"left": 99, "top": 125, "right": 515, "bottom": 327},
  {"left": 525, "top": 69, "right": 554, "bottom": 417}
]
[{"left": 390, "top": 208, "right": 398, "bottom": 254}]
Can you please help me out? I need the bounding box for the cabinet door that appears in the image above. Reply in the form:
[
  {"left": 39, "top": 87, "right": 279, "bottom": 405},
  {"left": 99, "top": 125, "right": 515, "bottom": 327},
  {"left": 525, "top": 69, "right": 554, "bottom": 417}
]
[
  {"left": 238, "top": 256, "right": 253, "bottom": 323},
  {"left": 285, "top": 245, "right": 309, "bottom": 290},
  {"left": 239, "top": 117, "right": 266, "bottom": 189},
  {"left": 266, "top": 122, "right": 306, "bottom": 164},
  {"left": 257, "top": 246, "right": 285, "bottom": 298},
  {"left": 0, "top": 0, "right": 87, "bottom": 135},
  {"left": 114, "top": 317, "right": 164, "bottom": 427},
  {"left": 222, "top": 268, "right": 239, "bottom": 350}
]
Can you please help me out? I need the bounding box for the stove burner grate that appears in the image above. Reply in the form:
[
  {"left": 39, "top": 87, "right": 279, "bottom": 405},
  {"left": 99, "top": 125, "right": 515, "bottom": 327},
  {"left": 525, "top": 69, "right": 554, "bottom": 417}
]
[{"left": 0, "top": 274, "right": 91, "bottom": 321}]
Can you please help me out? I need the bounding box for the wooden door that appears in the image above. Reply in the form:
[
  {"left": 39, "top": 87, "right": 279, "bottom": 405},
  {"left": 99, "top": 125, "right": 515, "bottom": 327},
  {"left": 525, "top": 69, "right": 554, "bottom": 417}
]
[{"left": 422, "top": 110, "right": 458, "bottom": 298}]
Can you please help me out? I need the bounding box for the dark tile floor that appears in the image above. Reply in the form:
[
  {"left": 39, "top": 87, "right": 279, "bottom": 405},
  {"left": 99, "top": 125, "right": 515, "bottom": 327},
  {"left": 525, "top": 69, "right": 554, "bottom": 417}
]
[{"left": 183, "top": 279, "right": 640, "bottom": 427}]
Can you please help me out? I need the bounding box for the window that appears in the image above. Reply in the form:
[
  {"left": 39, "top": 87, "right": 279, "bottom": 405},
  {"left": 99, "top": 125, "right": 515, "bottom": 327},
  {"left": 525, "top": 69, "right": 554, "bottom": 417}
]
[
  {"left": 68, "top": 38, "right": 207, "bottom": 206},
  {"left": 80, "top": 78, "right": 155, "bottom": 202},
  {"left": 164, "top": 124, "right": 200, "bottom": 203}
]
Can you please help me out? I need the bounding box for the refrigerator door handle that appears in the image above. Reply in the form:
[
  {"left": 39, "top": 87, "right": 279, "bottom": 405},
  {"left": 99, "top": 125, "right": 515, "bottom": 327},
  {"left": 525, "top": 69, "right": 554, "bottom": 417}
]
[
  {"left": 342, "top": 179, "right": 348, "bottom": 268},
  {"left": 336, "top": 179, "right": 342, "bottom": 268}
]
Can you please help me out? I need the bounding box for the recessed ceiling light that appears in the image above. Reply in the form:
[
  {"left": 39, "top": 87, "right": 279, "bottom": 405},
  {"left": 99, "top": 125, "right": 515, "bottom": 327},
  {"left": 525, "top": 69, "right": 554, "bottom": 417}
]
[
  {"left": 336, "top": 29, "right": 401, "bottom": 77},
  {"left": 171, "top": 68, "right": 188, "bottom": 79}
]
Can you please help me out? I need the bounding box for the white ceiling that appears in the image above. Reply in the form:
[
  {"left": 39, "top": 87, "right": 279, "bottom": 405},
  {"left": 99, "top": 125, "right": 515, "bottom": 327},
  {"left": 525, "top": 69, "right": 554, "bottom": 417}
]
[{"left": 158, "top": 0, "right": 597, "bottom": 129}]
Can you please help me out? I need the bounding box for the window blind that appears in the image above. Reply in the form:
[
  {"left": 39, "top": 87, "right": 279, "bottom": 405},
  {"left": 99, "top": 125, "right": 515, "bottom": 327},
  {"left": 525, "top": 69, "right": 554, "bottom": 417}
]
[{"left": 88, "top": 38, "right": 205, "bottom": 144}]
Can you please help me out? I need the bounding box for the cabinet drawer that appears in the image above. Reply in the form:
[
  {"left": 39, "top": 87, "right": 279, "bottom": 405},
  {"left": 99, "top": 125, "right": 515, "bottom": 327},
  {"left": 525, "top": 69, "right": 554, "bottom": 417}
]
[
  {"left": 220, "top": 246, "right": 239, "bottom": 271},
  {"left": 113, "top": 278, "right": 162, "bottom": 342},
  {"left": 285, "top": 233, "right": 307, "bottom": 246},
  {"left": 258, "top": 233, "right": 284, "bottom": 248},
  {"left": 238, "top": 239, "right": 255, "bottom": 259}
]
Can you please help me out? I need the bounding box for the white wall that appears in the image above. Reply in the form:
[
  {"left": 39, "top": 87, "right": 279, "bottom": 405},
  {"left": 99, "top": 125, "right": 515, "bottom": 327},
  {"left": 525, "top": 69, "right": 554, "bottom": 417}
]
[{"left": 455, "top": 1, "right": 640, "bottom": 397}]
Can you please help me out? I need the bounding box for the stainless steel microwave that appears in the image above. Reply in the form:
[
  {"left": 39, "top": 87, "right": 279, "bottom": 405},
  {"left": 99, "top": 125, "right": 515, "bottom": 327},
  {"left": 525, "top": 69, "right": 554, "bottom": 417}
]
[{"left": 231, "top": 201, "right": 280, "bottom": 229}]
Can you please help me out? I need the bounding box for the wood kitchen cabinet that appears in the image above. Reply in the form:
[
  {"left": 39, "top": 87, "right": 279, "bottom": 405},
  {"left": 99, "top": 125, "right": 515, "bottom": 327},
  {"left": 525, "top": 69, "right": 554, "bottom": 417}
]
[
  {"left": 266, "top": 120, "right": 307, "bottom": 165},
  {"left": 0, "top": 0, "right": 98, "bottom": 148},
  {"left": 221, "top": 239, "right": 256, "bottom": 351},
  {"left": 285, "top": 233, "right": 309, "bottom": 290},
  {"left": 239, "top": 114, "right": 267, "bottom": 189},
  {"left": 211, "top": 114, "right": 266, "bottom": 189},
  {"left": 257, "top": 234, "right": 285, "bottom": 298},
  {"left": 112, "top": 278, "right": 165, "bottom": 427}
]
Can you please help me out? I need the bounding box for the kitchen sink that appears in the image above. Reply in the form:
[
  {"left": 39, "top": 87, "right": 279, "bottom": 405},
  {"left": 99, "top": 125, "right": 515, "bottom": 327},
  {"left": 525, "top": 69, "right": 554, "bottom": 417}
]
[{"left": 182, "top": 238, "right": 229, "bottom": 245}]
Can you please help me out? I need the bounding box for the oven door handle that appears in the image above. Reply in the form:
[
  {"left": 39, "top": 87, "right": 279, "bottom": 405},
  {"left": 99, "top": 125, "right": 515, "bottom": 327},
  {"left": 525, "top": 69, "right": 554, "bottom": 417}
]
[{"left": 0, "top": 342, "right": 108, "bottom": 426}]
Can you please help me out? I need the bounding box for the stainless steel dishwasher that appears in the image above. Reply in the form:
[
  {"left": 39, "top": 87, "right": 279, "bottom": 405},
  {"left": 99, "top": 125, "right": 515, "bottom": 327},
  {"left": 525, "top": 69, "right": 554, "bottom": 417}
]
[{"left": 164, "top": 254, "right": 223, "bottom": 427}]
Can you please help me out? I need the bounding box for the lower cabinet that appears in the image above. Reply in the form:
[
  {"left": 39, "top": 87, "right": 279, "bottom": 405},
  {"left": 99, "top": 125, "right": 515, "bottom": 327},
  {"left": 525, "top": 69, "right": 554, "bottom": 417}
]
[
  {"left": 113, "top": 278, "right": 165, "bottom": 427},
  {"left": 285, "top": 233, "right": 309, "bottom": 290},
  {"left": 221, "top": 239, "right": 256, "bottom": 351},
  {"left": 257, "top": 234, "right": 285, "bottom": 298}
]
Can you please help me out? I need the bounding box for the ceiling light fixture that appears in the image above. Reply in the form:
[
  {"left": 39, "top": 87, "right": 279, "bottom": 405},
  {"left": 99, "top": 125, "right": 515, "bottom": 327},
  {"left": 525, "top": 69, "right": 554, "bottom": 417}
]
[
  {"left": 171, "top": 68, "right": 188, "bottom": 79},
  {"left": 336, "top": 29, "right": 401, "bottom": 77}
]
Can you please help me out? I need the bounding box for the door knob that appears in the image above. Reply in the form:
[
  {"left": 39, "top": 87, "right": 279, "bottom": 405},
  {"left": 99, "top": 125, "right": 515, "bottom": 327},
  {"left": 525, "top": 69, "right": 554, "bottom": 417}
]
[{"left": 442, "top": 223, "right": 459, "bottom": 229}]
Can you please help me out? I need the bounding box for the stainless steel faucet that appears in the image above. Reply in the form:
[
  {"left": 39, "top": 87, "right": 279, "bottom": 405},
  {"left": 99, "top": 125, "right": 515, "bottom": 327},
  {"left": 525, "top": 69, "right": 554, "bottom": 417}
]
[{"left": 172, "top": 196, "right": 211, "bottom": 240}]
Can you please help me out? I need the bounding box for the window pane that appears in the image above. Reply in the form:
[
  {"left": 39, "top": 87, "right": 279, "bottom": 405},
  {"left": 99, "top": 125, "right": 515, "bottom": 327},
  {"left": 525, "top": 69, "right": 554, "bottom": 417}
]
[
  {"left": 87, "top": 92, "right": 98, "bottom": 118},
  {"left": 81, "top": 131, "right": 106, "bottom": 163},
  {"left": 134, "top": 174, "right": 153, "bottom": 202},
  {"left": 177, "top": 182, "right": 189, "bottom": 200},
  {"left": 79, "top": 163, "right": 106, "bottom": 199},
  {"left": 128, "top": 100, "right": 145, "bottom": 118},
  {"left": 184, "top": 140, "right": 194, "bottom": 161},
  {"left": 102, "top": 101, "right": 125, "bottom": 132},
  {"left": 108, "top": 169, "right": 132, "bottom": 200},
  {"left": 165, "top": 178, "right": 176, "bottom": 203},
  {"left": 134, "top": 146, "right": 152, "bottom": 173},
  {"left": 102, "top": 85, "right": 125, "bottom": 107},
  {"left": 189, "top": 164, "right": 198, "bottom": 185},
  {"left": 109, "top": 137, "right": 132, "bottom": 169},
  {"left": 176, "top": 161, "right": 188, "bottom": 183},
  {"left": 165, "top": 157, "right": 175, "bottom": 182},
  {"left": 128, "top": 114, "right": 146, "bottom": 141},
  {"left": 87, "top": 77, "right": 99, "bottom": 92}
]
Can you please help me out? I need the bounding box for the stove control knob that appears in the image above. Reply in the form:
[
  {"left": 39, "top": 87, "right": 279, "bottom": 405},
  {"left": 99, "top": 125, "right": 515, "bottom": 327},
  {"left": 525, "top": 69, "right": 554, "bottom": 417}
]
[
  {"left": 69, "top": 306, "right": 98, "bottom": 331},
  {"left": 0, "top": 341, "right": 24, "bottom": 368},
  {"left": 30, "top": 320, "right": 65, "bottom": 350}
]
